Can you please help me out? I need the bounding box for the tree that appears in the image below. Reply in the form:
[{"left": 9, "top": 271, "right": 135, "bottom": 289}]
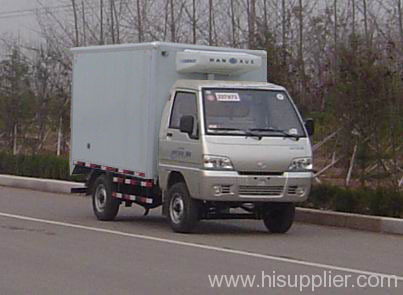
[
  {"left": 248, "top": 0, "right": 256, "bottom": 48},
  {"left": 363, "top": 0, "right": 369, "bottom": 45},
  {"left": 192, "top": 0, "right": 196, "bottom": 44},
  {"left": 110, "top": 0, "right": 116, "bottom": 43},
  {"left": 100, "top": 0, "right": 104, "bottom": 44},
  {"left": 170, "top": 0, "right": 175, "bottom": 42},
  {"left": 71, "top": 0, "right": 79, "bottom": 47},
  {"left": 136, "top": 0, "right": 143, "bottom": 42},
  {"left": 209, "top": 0, "right": 213, "bottom": 45},
  {"left": 282, "top": 0, "right": 287, "bottom": 65},
  {"left": 398, "top": 0, "right": 403, "bottom": 47},
  {"left": 230, "top": 0, "right": 237, "bottom": 46},
  {"left": 329, "top": 37, "right": 402, "bottom": 188},
  {"left": 81, "top": 1, "right": 87, "bottom": 46},
  {"left": 351, "top": 0, "right": 356, "bottom": 36},
  {"left": 334, "top": 0, "right": 338, "bottom": 49},
  {"left": 0, "top": 46, "right": 34, "bottom": 154},
  {"left": 297, "top": 0, "right": 306, "bottom": 104}
]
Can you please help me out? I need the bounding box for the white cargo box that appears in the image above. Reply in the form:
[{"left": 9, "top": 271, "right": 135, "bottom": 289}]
[{"left": 70, "top": 42, "right": 267, "bottom": 179}]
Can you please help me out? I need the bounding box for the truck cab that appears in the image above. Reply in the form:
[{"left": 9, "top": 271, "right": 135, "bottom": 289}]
[{"left": 159, "top": 80, "right": 314, "bottom": 233}]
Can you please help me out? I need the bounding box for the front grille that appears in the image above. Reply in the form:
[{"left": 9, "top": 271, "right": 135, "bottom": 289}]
[
  {"left": 239, "top": 186, "right": 284, "bottom": 196},
  {"left": 288, "top": 186, "right": 298, "bottom": 195}
]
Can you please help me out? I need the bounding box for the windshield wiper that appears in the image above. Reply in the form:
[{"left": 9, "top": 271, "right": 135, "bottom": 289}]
[
  {"left": 249, "top": 128, "right": 301, "bottom": 140},
  {"left": 208, "top": 127, "right": 243, "bottom": 131},
  {"left": 207, "top": 127, "right": 247, "bottom": 134},
  {"left": 208, "top": 127, "right": 262, "bottom": 139}
]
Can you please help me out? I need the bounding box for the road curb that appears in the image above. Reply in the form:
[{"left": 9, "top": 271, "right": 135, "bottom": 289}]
[
  {"left": 1, "top": 174, "right": 402, "bottom": 235},
  {"left": 0, "top": 174, "right": 85, "bottom": 194},
  {"left": 295, "top": 208, "right": 403, "bottom": 235}
]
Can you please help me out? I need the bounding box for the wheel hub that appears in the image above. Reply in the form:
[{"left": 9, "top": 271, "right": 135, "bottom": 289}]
[
  {"left": 95, "top": 185, "right": 107, "bottom": 212},
  {"left": 170, "top": 194, "right": 184, "bottom": 224}
]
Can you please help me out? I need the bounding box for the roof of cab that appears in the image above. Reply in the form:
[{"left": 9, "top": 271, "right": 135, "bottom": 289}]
[{"left": 172, "top": 79, "right": 285, "bottom": 91}]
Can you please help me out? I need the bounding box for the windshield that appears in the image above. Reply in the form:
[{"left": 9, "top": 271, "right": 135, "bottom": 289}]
[{"left": 202, "top": 89, "right": 305, "bottom": 137}]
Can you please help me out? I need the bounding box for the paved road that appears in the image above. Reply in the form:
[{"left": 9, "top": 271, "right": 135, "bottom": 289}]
[{"left": 0, "top": 186, "right": 402, "bottom": 294}]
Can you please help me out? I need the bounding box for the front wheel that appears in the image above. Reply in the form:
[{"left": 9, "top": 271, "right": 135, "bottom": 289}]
[
  {"left": 92, "top": 175, "right": 120, "bottom": 221},
  {"left": 166, "top": 182, "right": 200, "bottom": 233},
  {"left": 262, "top": 203, "right": 295, "bottom": 233}
]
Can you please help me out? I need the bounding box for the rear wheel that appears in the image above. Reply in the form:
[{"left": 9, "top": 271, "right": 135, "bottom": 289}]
[
  {"left": 167, "top": 182, "right": 200, "bottom": 233},
  {"left": 262, "top": 203, "right": 295, "bottom": 233},
  {"left": 92, "top": 175, "right": 120, "bottom": 221}
]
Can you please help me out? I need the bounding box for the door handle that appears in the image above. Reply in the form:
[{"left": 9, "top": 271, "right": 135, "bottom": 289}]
[{"left": 166, "top": 132, "right": 173, "bottom": 137}]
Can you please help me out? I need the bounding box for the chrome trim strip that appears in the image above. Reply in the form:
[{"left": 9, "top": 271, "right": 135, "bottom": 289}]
[{"left": 159, "top": 164, "right": 201, "bottom": 172}]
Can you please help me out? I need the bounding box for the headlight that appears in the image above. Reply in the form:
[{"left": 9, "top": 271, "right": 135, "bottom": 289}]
[
  {"left": 203, "top": 155, "right": 234, "bottom": 170},
  {"left": 288, "top": 157, "right": 313, "bottom": 171}
]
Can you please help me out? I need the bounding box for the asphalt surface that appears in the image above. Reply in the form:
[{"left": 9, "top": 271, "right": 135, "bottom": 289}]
[{"left": 0, "top": 186, "right": 402, "bottom": 295}]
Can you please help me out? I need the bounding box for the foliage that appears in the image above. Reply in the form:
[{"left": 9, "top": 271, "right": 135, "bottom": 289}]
[
  {"left": 304, "top": 184, "right": 403, "bottom": 218},
  {"left": 0, "top": 152, "right": 82, "bottom": 182},
  {"left": 0, "top": 47, "right": 35, "bottom": 151},
  {"left": 327, "top": 37, "right": 403, "bottom": 188},
  {"left": 0, "top": 44, "right": 71, "bottom": 155}
]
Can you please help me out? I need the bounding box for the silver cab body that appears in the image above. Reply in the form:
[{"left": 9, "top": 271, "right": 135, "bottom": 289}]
[{"left": 158, "top": 80, "right": 313, "bottom": 203}]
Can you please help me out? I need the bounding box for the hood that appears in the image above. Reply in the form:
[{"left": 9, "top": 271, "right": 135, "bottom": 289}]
[{"left": 204, "top": 136, "right": 312, "bottom": 173}]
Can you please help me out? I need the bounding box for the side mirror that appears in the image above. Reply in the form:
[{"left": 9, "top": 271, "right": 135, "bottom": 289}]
[
  {"left": 305, "top": 118, "right": 315, "bottom": 137},
  {"left": 179, "top": 115, "right": 194, "bottom": 136}
]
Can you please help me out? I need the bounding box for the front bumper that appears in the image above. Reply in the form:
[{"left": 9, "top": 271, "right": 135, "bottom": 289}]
[{"left": 195, "top": 170, "right": 312, "bottom": 202}]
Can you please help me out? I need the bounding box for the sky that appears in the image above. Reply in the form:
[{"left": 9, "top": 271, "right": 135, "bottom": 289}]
[{"left": 0, "top": 0, "right": 56, "bottom": 40}]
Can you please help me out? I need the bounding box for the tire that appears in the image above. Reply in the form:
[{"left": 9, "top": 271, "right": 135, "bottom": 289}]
[
  {"left": 92, "top": 175, "right": 120, "bottom": 221},
  {"left": 166, "top": 182, "right": 200, "bottom": 233},
  {"left": 262, "top": 203, "right": 295, "bottom": 233}
]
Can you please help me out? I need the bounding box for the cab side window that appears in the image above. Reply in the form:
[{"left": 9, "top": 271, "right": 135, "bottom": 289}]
[{"left": 169, "top": 92, "right": 197, "bottom": 130}]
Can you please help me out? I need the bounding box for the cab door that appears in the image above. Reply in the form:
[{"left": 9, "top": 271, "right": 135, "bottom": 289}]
[{"left": 159, "top": 91, "right": 202, "bottom": 194}]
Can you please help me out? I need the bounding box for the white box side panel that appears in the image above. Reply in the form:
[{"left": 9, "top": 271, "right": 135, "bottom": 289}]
[{"left": 71, "top": 49, "right": 154, "bottom": 177}]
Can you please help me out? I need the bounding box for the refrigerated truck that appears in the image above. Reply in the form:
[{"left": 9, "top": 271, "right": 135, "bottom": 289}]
[{"left": 70, "top": 42, "right": 315, "bottom": 233}]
